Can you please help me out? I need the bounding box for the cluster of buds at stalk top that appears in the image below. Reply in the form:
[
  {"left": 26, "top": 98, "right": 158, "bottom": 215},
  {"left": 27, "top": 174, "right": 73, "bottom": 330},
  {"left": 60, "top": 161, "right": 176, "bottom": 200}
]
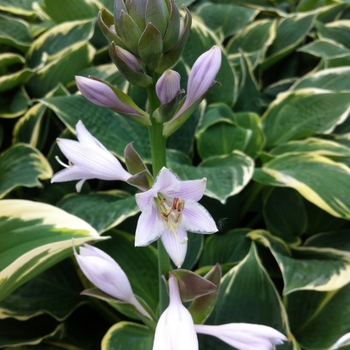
[{"left": 98, "top": 0, "right": 192, "bottom": 81}]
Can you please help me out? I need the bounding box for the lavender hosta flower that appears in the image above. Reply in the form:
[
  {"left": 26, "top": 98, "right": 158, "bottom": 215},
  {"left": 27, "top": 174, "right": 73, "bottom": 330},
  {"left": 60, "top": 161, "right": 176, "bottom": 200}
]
[
  {"left": 194, "top": 323, "right": 288, "bottom": 350},
  {"left": 51, "top": 120, "right": 131, "bottom": 192},
  {"left": 163, "top": 46, "right": 222, "bottom": 137},
  {"left": 135, "top": 167, "right": 217, "bottom": 268},
  {"left": 156, "top": 70, "right": 181, "bottom": 104},
  {"left": 153, "top": 275, "right": 198, "bottom": 350},
  {"left": 75, "top": 76, "right": 147, "bottom": 121},
  {"left": 75, "top": 244, "right": 151, "bottom": 319}
]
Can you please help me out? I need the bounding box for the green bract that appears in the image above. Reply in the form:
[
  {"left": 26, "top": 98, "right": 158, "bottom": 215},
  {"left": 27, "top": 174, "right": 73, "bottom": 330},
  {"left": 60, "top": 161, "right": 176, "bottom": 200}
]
[{"left": 98, "top": 0, "right": 191, "bottom": 73}]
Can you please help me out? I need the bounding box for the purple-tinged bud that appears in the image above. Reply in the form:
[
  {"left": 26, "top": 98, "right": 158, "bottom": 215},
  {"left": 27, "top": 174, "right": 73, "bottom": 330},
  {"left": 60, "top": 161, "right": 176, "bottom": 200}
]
[
  {"left": 76, "top": 76, "right": 138, "bottom": 114},
  {"left": 177, "top": 45, "right": 222, "bottom": 117},
  {"left": 156, "top": 70, "right": 181, "bottom": 104},
  {"left": 163, "top": 46, "right": 221, "bottom": 137},
  {"left": 115, "top": 46, "right": 141, "bottom": 72},
  {"left": 75, "top": 244, "right": 152, "bottom": 319},
  {"left": 109, "top": 43, "right": 153, "bottom": 88},
  {"left": 75, "top": 76, "right": 150, "bottom": 126}
]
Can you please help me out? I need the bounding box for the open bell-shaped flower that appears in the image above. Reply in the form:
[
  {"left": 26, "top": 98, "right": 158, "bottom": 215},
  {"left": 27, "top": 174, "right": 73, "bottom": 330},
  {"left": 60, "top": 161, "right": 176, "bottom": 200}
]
[
  {"left": 75, "top": 244, "right": 151, "bottom": 319},
  {"left": 163, "top": 45, "right": 222, "bottom": 137},
  {"left": 51, "top": 120, "right": 131, "bottom": 192},
  {"left": 153, "top": 275, "right": 198, "bottom": 350},
  {"left": 194, "top": 323, "right": 288, "bottom": 350},
  {"left": 135, "top": 167, "right": 217, "bottom": 268}
]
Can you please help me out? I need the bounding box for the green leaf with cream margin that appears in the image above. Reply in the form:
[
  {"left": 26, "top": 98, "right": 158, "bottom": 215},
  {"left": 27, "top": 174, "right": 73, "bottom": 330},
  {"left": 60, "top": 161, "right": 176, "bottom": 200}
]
[
  {"left": 249, "top": 230, "right": 350, "bottom": 294},
  {"left": 169, "top": 151, "right": 254, "bottom": 203},
  {"left": 261, "top": 88, "right": 350, "bottom": 147},
  {"left": 102, "top": 321, "right": 154, "bottom": 350},
  {"left": 254, "top": 153, "right": 350, "bottom": 219},
  {"left": 0, "top": 143, "right": 53, "bottom": 199},
  {"left": 0, "top": 199, "right": 106, "bottom": 302}
]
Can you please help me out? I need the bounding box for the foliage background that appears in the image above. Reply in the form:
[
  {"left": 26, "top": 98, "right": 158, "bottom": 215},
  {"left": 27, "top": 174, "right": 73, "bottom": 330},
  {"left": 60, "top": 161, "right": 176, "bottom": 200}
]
[{"left": 2, "top": 0, "right": 350, "bottom": 349}]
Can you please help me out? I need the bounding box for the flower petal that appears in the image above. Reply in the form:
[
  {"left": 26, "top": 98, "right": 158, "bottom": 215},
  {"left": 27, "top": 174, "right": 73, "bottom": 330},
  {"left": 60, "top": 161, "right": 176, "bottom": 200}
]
[
  {"left": 181, "top": 200, "right": 218, "bottom": 233},
  {"left": 51, "top": 166, "right": 89, "bottom": 184},
  {"left": 163, "top": 178, "right": 206, "bottom": 201},
  {"left": 153, "top": 167, "right": 180, "bottom": 192},
  {"left": 194, "top": 323, "right": 287, "bottom": 350},
  {"left": 135, "top": 203, "right": 164, "bottom": 246},
  {"left": 153, "top": 275, "right": 198, "bottom": 350},
  {"left": 75, "top": 120, "right": 108, "bottom": 150},
  {"left": 135, "top": 187, "right": 158, "bottom": 211},
  {"left": 53, "top": 121, "right": 131, "bottom": 184},
  {"left": 161, "top": 228, "right": 188, "bottom": 268}
]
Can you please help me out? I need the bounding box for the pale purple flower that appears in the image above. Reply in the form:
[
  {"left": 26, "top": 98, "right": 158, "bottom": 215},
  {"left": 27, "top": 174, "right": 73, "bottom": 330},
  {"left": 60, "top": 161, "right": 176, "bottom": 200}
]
[
  {"left": 173, "top": 46, "right": 221, "bottom": 120},
  {"left": 194, "top": 323, "right": 288, "bottom": 350},
  {"left": 135, "top": 167, "right": 217, "bottom": 268},
  {"left": 156, "top": 70, "right": 181, "bottom": 104},
  {"left": 51, "top": 120, "right": 131, "bottom": 192},
  {"left": 153, "top": 275, "right": 198, "bottom": 350},
  {"left": 75, "top": 244, "right": 151, "bottom": 319},
  {"left": 75, "top": 76, "right": 142, "bottom": 116}
]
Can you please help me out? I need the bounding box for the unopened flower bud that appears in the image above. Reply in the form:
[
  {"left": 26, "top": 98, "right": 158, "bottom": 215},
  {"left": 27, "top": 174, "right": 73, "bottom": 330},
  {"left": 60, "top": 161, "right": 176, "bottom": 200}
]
[
  {"left": 156, "top": 70, "right": 181, "bottom": 104},
  {"left": 75, "top": 244, "right": 151, "bottom": 319},
  {"left": 75, "top": 76, "right": 150, "bottom": 125},
  {"left": 163, "top": 46, "right": 222, "bottom": 137},
  {"left": 99, "top": 0, "right": 191, "bottom": 72}
]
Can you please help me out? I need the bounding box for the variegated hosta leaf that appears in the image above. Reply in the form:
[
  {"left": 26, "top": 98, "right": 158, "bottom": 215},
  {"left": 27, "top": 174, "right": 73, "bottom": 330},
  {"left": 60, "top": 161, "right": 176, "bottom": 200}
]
[
  {"left": 202, "top": 243, "right": 290, "bottom": 349},
  {"left": 58, "top": 191, "right": 139, "bottom": 234},
  {"left": 254, "top": 153, "right": 350, "bottom": 219},
  {"left": 298, "top": 39, "right": 350, "bottom": 61},
  {"left": 0, "top": 199, "right": 105, "bottom": 302},
  {"left": 263, "top": 12, "right": 316, "bottom": 69},
  {"left": 26, "top": 42, "right": 95, "bottom": 97},
  {"left": 267, "top": 137, "right": 350, "bottom": 157},
  {"left": 0, "top": 87, "right": 29, "bottom": 119},
  {"left": 169, "top": 151, "right": 254, "bottom": 203},
  {"left": 291, "top": 66, "right": 350, "bottom": 91},
  {"left": 261, "top": 89, "right": 350, "bottom": 147},
  {"left": 316, "top": 20, "right": 350, "bottom": 50},
  {"left": 0, "top": 315, "right": 63, "bottom": 348},
  {"left": 196, "top": 104, "right": 262, "bottom": 160},
  {"left": 196, "top": 4, "right": 258, "bottom": 38},
  {"left": 40, "top": 95, "right": 151, "bottom": 162},
  {"left": 0, "top": 14, "right": 31, "bottom": 52},
  {"left": 249, "top": 230, "right": 350, "bottom": 294},
  {"left": 0, "top": 143, "right": 52, "bottom": 199},
  {"left": 0, "top": 0, "right": 39, "bottom": 16},
  {"left": 0, "top": 259, "right": 84, "bottom": 321},
  {"left": 199, "top": 228, "right": 252, "bottom": 267},
  {"left": 102, "top": 322, "right": 154, "bottom": 350},
  {"left": 0, "top": 65, "right": 42, "bottom": 93},
  {"left": 38, "top": 0, "right": 100, "bottom": 24},
  {"left": 226, "top": 19, "right": 276, "bottom": 68},
  {"left": 286, "top": 284, "right": 350, "bottom": 349},
  {"left": 26, "top": 20, "right": 95, "bottom": 68}
]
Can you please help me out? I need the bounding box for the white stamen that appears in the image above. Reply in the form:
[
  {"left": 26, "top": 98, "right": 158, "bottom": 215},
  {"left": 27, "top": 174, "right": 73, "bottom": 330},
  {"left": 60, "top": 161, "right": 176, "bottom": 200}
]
[{"left": 55, "top": 156, "right": 70, "bottom": 168}]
